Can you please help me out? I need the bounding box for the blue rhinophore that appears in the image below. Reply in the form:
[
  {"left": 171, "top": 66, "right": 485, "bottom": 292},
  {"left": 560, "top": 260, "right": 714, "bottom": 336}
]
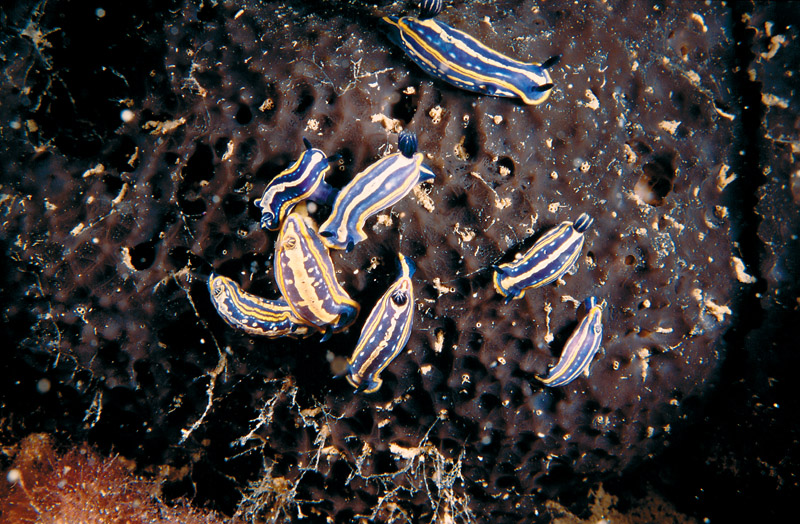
[{"left": 418, "top": 0, "right": 443, "bottom": 19}]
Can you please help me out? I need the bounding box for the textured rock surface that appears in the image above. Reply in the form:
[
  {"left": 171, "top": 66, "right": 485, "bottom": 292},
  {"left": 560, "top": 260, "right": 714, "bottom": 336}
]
[{"left": 1, "top": 0, "right": 793, "bottom": 521}]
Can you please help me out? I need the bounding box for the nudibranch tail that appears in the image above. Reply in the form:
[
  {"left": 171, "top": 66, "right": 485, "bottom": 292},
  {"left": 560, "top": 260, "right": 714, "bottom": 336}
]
[
  {"left": 493, "top": 213, "right": 593, "bottom": 300},
  {"left": 274, "top": 213, "right": 360, "bottom": 335},
  {"left": 319, "top": 131, "right": 436, "bottom": 250},
  {"left": 539, "top": 297, "right": 605, "bottom": 387},
  {"left": 207, "top": 271, "right": 313, "bottom": 338},
  {"left": 346, "top": 253, "right": 416, "bottom": 394}
]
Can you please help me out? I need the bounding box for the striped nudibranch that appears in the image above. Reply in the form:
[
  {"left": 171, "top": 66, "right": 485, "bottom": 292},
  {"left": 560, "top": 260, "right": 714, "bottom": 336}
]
[
  {"left": 254, "top": 138, "right": 338, "bottom": 230},
  {"left": 346, "top": 254, "right": 416, "bottom": 394},
  {"left": 539, "top": 297, "right": 605, "bottom": 387},
  {"left": 319, "top": 131, "right": 435, "bottom": 251},
  {"left": 493, "top": 213, "right": 593, "bottom": 303},
  {"left": 275, "top": 212, "right": 360, "bottom": 340},
  {"left": 382, "top": 11, "right": 559, "bottom": 105},
  {"left": 207, "top": 272, "right": 312, "bottom": 338}
]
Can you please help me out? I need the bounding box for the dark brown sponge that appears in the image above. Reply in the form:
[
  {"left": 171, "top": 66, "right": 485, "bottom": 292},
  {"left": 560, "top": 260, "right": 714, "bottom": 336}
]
[{"left": 1, "top": 0, "right": 745, "bottom": 520}]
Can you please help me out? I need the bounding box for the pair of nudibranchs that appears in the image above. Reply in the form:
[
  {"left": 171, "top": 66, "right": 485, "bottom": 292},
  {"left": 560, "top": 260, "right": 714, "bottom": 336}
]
[
  {"left": 209, "top": 130, "right": 435, "bottom": 393},
  {"left": 493, "top": 214, "right": 606, "bottom": 387}
]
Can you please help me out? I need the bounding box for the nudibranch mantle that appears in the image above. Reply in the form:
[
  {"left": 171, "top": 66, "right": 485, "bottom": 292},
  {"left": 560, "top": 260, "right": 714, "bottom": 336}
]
[
  {"left": 208, "top": 272, "right": 312, "bottom": 338},
  {"left": 382, "top": 13, "right": 557, "bottom": 105},
  {"left": 254, "top": 137, "right": 337, "bottom": 231},
  {"left": 319, "top": 131, "right": 435, "bottom": 251},
  {"left": 493, "top": 213, "right": 593, "bottom": 302},
  {"left": 274, "top": 212, "right": 360, "bottom": 339},
  {"left": 347, "top": 254, "right": 416, "bottom": 394},
  {"left": 539, "top": 297, "right": 605, "bottom": 387}
]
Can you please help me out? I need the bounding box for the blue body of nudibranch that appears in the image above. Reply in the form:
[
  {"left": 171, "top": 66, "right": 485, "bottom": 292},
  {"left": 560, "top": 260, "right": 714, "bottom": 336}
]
[
  {"left": 274, "top": 212, "right": 360, "bottom": 340},
  {"left": 255, "top": 138, "right": 338, "bottom": 230},
  {"left": 208, "top": 272, "right": 312, "bottom": 338},
  {"left": 539, "top": 297, "right": 605, "bottom": 387},
  {"left": 347, "top": 254, "right": 416, "bottom": 393},
  {"left": 382, "top": 13, "right": 559, "bottom": 105},
  {"left": 493, "top": 213, "right": 593, "bottom": 303},
  {"left": 319, "top": 131, "right": 435, "bottom": 251}
]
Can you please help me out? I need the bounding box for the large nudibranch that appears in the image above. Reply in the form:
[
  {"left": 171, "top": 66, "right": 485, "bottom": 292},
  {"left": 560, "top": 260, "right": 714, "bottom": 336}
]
[
  {"left": 382, "top": 4, "right": 559, "bottom": 105},
  {"left": 346, "top": 254, "right": 416, "bottom": 393},
  {"left": 319, "top": 130, "right": 435, "bottom": 252},
  {"left": 274, "top": 212, "right": 360, "bottom": 340}
]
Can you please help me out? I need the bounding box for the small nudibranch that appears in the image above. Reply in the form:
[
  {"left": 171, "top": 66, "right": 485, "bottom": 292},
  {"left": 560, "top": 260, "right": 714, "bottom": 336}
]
[
  {"left": 539, "top": 297, "right": 605, "bottom": 387},
  {"left": 274, "top": 212, "right": 360, "bottom": 340},
  {"left": 207, "top": 272, "right": 313, "bottom": 338},
  {"left": 382, "top": 11, "right": 559, "bottom": 105},
  {"left": 254, "top": 138, "right": 338, "bottom": 231},
  {"left": 346, "top": 254, "right": 416, "bottom": 394},
  {"left": 319, "top": 131, "right": 435, "bottom": 252},
  {"left": 493, "top": 213, "right": 593, "bottom": 303}
]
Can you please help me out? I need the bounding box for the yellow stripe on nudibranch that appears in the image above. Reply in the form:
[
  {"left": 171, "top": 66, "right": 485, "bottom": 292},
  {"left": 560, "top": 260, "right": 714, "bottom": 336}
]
[
  {"left": 539, "top": 297, "right": 605, "bottom": 387},
  {"left": 346, "top": 254, "right": 416, "bottom": 394}
]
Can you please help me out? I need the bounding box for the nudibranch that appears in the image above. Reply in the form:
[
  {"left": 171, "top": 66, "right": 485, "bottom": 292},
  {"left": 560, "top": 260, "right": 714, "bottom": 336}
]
[
  {"left": 254, "top": 138, "right": 338, "bottom": 231},
  {"left": 319, "top": 131, "right": 435, "bottom": 251},
  {"left": 346, "top": 254, "right": 416, "bottom": 393},
  {"left": 539, "top": 297, "right": 605, "bottom": 387},
  {"left": 274, "top": 212, "right": 360, "bottom": 340},
  {"left": 493, "top": 213, "right": 593, "bottom": 302},
  {"left": 382, "top": 2, "right": 559, "bottom": 105},
  {"left": 208, "top": 272, "right": 312, "bottom": 338}
]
